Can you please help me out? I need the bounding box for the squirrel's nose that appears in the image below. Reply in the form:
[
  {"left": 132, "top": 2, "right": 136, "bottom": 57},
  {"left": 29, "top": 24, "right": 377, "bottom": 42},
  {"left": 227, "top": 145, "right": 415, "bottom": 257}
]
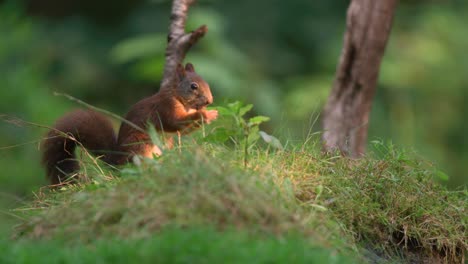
[{"left": 205, "top": 95, "right": 213, "bottom": 105}]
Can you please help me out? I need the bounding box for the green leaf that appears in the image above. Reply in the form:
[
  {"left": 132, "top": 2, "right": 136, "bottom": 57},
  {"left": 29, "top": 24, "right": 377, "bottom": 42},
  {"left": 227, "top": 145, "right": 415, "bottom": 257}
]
[
  {"left": 239, "top": 104, "right": 253, "bottom": 117},
  {"left": 310, "top": 204, "right": 328, "bottom": 212},
  {"left": 248, "top": 116, "right": 270, "bottom": 126},
  {"left": 214, "top": 106, "right": 231, "bottom": 116},
  {"left": 227, "top": 101, "right": 242, "bottom": 113},
  {"left": 435, "top": 170, "right": 449, "bottom": 181}
]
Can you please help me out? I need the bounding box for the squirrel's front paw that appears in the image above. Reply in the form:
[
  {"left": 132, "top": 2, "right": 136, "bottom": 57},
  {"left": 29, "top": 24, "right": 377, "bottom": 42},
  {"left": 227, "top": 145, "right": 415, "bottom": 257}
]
[{"left": 204, "top": 110, "right": 218, "bottom": 124}]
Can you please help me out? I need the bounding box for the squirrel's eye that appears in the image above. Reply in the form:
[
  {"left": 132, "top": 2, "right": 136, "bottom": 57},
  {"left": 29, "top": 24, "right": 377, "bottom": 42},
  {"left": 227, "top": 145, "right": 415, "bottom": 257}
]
[{"left": 190, "top": 82, "right": 199, "bottom": 90}]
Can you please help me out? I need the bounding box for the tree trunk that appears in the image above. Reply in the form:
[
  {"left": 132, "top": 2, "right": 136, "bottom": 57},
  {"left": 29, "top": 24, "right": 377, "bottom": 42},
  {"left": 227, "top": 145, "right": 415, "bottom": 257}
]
[{"left": 322, "top": 0, "right": 398, "bottom": 157}]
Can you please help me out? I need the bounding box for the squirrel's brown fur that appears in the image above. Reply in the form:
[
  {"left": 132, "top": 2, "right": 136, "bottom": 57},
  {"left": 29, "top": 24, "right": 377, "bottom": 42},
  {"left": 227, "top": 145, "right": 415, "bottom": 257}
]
[{"left": 41, "top": 63, "right": 218, "bottom": 184}]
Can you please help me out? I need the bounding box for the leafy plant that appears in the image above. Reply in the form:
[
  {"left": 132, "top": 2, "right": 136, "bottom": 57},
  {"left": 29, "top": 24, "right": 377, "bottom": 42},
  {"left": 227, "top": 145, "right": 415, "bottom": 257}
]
[{"left": 209, "top": 101, "right": 281, "bottom": 166}]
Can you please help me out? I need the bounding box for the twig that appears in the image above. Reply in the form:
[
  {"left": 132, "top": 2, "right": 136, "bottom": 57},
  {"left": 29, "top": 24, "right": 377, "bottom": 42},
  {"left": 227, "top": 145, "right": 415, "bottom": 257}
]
[{"left": 160, "top": 0, "right": 207, "bottom": 92}]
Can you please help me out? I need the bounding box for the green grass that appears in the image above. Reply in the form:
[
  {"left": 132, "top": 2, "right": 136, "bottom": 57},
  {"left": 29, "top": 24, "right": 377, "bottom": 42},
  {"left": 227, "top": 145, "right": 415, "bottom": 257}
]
[
  {"left": 1, "top": 227, "right": 355, "bottom": 264},
  {"left": 5, "top": 137, "right": 467, "bottom": 263}
]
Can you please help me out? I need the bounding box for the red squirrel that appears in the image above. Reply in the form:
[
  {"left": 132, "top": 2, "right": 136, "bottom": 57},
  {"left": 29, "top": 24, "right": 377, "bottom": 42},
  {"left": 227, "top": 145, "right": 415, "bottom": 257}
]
[{"left": 42, "top": 63, "right": 218, "bottom": 184}]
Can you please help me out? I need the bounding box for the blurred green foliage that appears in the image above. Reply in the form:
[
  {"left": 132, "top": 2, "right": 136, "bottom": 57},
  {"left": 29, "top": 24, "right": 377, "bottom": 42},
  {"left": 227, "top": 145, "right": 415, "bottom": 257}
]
[
  {"left": 374, "top": 4, "right": 468, "bottom": 188},
  {"left": 0, "top": 0, "right": 466, "bottom": 213}
]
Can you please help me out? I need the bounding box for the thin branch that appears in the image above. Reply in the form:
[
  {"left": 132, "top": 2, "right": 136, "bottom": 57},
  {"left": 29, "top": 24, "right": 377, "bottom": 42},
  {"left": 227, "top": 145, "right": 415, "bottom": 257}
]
[{"left": 160, "top": 0, "right": 207, "bottom": 92}]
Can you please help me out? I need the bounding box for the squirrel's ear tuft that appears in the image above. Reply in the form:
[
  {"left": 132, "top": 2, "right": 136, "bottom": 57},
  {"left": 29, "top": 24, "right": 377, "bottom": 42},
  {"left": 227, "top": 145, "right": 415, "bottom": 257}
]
[
  {"left": 185, "top": 63, "right": 195, "bottom": 72},
  {"left": 176, "top": 63, "right": 186, "bottom": 80}
]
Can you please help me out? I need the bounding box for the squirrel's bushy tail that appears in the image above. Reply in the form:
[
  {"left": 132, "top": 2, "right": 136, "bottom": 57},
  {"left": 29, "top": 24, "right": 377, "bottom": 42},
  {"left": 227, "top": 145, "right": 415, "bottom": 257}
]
[{"left": 41, "top": 110, "right": 117, "bottom": 184}]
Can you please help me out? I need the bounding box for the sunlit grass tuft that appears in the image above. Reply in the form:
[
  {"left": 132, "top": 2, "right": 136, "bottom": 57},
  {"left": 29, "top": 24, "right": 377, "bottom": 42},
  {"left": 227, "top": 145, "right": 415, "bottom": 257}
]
[{"left": 9, "top": 138, "right": 467, "bottom": 263}]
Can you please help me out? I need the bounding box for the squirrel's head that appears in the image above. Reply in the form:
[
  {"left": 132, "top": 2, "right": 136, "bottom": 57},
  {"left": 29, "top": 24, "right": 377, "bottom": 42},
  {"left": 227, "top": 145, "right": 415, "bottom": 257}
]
[{"left": 175, "top": 63, "right": 213, "bottom": 110}]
